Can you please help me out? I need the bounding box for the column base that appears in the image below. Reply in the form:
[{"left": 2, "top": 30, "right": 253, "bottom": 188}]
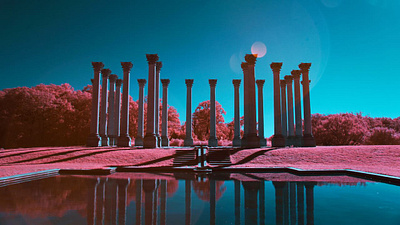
[
  {"left": 135, "top": 136, "right": 144, "bottom": 146},
  {"left": 86, "top": 134, "right": 101, "bottom": 147},
  {"left": 143, "top": 134, "right": 159, "bottom": 148},
  {"left": 286, "top": 136, "right": 296, "bottom": 146},
  {"left": 271, "top": 134, "right": 285, "bottom": 147},
  {"left": 208, "top": 136, "right": 218, "bottom": 147},
  {"left": 100, "top": 135, "right": 109, "bottom": 146},
  {"left": 241, "top": 136, "right": 247, "bottom": 148},
  {"left": 161, "top": 136, "right": 170, "bottom": 147},
  {"left": 302, "top": 134, "right": 316, "bottom": 147},
  {"left": 157, "top": 135, "right": 162, "bottom": 148},
  {"left": 117, "top": 135, "right": 132, "bottom": 147},
  {"left": 184, "top": 138, "right": 193, "bottom": 147},
  {"left": 294, "top": 135, "right": 303, "bottom": 147},
  {"left": 109, "top": 136, "right": 117, "bottom": 146},
  {"left": 232, "top": 136, "right": 241, "bottom": 147},
  {"left": 245, "top": 133, "right": 260, "bottom": 148},
  {"left": 259, "top": 137, "right": 267, "bottom": 147}
]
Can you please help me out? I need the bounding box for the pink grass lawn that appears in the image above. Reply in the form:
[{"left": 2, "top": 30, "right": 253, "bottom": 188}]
[{"left": 0, "top": 145, "right": 399, "bottom": 178}]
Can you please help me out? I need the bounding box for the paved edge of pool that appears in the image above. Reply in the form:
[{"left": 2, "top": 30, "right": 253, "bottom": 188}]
[{"left": 1, "top": 167, "right": 400, "bottom": 187}]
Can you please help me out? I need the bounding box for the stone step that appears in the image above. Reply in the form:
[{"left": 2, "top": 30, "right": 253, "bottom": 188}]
[
  {"left": 207, "top": 149, "right": 232, "bottom": 166},
  {"left": 173, "top": 150, "right": 197, "bottom": 166}
]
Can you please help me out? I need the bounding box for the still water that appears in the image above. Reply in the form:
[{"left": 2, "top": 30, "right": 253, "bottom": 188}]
[{"left": 0, "top": 172, "right": 399, "bottom": 225}]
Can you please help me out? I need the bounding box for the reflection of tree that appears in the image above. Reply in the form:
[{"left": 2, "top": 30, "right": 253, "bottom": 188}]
[{"left": 192, "top": 180, "right": 226, "bottom": 201}]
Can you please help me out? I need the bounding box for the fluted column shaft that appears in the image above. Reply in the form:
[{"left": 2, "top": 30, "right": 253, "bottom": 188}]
[
  {"left": 241, "top": 63, "right": 249, "bottom": 148},
  {"left": 245, "top": 54, "right": 260, "bottom": 148},
  {"left": 135, "top": 79, "right": 146, "bottom": 146},
  {"left": 144, "top": 54, "right": 159, "bottom": 148},
  {"left": 161, "top": 79, "right": 170, "bottom": 147},
  {"left": 285, "top": 76, "right": 295, "bottom": 145},
  {"left": 299, "top": 63, "right": 316, "bottom": 147},
  {"left": 87, "top": 62, "right": 104, "bottom": 147},
  {"left": 155, "top": 62, "right": 162, "bottom": 146},
  {"left": 118, "top": 62, "right": 133, "bottom": 147},
  {"left": 100, "top": 69, "right": 111, "bottom": 146},
  {"left": 114, "top": 79, "right": 122, "bottom": 146},
  {"left": 184, "top": 79, "right": 194, "bottom": 146},
  {"left": 271, "top": 63, "right": 285, "bottom": 147},
  {"left": 208, "top": 79, "right": 218, "bottom": 147},
  {"left": 256, "top": 80, "right": 266, "bottom": 147},
  {"left": 292, "top": 70, "right": 303, "bottom": 146},
  {"left": 280, "top": 80, "right": 288, "bottom": 139},
  {"left": 108, "top": 74, "right": 117, "bottom": 146},
  {"left": 232, "top": 80, "right": 241, "bottom": 147}
]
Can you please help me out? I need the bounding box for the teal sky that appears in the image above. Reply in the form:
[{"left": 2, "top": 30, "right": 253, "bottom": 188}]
[{"left": 1, "top": 0, "right": 399, "bottom": 137}]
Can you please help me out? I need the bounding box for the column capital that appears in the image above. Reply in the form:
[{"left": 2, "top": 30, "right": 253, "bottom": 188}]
[
  {"left": 299, "top": 63, "right": 311, "bottom": 72},
  {"left": 109, "top": 74, "right": 118, "bottom": 82},
  {"left": 185, "top": 79, "right": 194, "bottom": 87},
  {"left": 256, "top": 79, "right": 265, "bottom": 87},
  {"left": 121, "top": 62, "right": 133, "bottom": 72},
  {"left": 209, "top": 79, "right": 217, "bottom": 87},
  {"left": 116, "top": 79, "right": 123, "bottom": 87},
  {"left": 156, "top": 61, "right": 163, "bottom": 72},
  {"left": 241, "top": 62, "right": 249, "bottom": 71},
  {"left": 284, "top": 75, "right": 293, "bottom": 83},
  {"left": 245, "top": 54, "right": 257, "bottom": 65},
  {"left": 101, "top": 68, "right": 112, "bottom": 77},
  {"left": 232, "top": 79, "right": 241, "bottom": 87},
  {"left": 161, "top": 79, "right": 170, "bottom": 87},
  {"left": 137, "top": 79, "right": 147, "bottom": 87},
  {"left": 280, "top": 79, "right": 286, "bottom": 87},
  {"left": 301, "top": 80, "right": 311, "bottom": 85},
  {"left": 146, "top": 54, "right": 159, "bottom": 64},
  {"left": 270, "top": 62, "right": 283, "bottom": 71},
  {"left": 92, "top": 62, "right": 104, "bottom": 72},
  {"left": 291, "top": 70, "right": 301, "bottom": 79}
]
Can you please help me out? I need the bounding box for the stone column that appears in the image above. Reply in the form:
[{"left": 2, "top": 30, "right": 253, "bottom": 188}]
[
  {"left": 285, "top": 75, "right": 295, "bottom": 146},
  {"left": 184, "top": 79, "right": 194, "bottom": 147},
  {"left": 117, "top": 62, "right": 133, "bottom": 147},
  {"left": 87, "top": 62, "right": 104, "bottom": 147},
  {"left": 232, "top": 79, "right": 241, "bottom": 147},
  {"left": 280, "top": 79, "right": 288, "bottom": 142},
  {"left": 155, "top": 62, "right": 162, "bottom": 147},
  {"left": 144, "top": 54, "right": 159, "bottom": 148},
  {"left": 100, "top": 68, "right": 111, "bottom": 146},
  {"left": 135, "top": 79, "right": 147, "bottom": 146},
  {"left": 256, "top": 79, "right": 266, "bottom": 147},
  {"left": 241, "top": 63, "right": 249, "bottom": 148},
  {"left": 114, "top": 79, "right": 122, "bottom": 146},
  {"left": 299, "top": 63, "right": 316, "bottom": 147},
  {"left": 161, "top": 79, "right": 170, "bottom": 147},
  {"left": 208, "top": 79, "right": 218, "bottom": 147},
  {"left": 292, "top": 70, "right": 303, "bottom": 147},
  {"left": 108, "top": 74, "right": 118, "bottom": 146},
  {"left": 245, "top": 54, "right": 260, "bottom": 148},
  {"left": 271, "top": 63, "right": 285, "bottom": 147}
]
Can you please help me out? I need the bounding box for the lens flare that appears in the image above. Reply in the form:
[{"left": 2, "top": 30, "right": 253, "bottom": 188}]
[{"left": 251, "top": 42, "right": 267, "bottom": 58}]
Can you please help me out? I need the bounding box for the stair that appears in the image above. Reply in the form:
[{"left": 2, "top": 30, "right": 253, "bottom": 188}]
[
  {"left": 207, "top": 149, "right": 232, "bottom": 166},
  {"left": 172, "top": 150, "right": 197, "bottom": 166}
]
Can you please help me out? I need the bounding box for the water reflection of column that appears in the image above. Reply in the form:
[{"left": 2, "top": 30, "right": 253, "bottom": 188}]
[
  {"left": 104, "top": 179, "right": 117, "bottom": 224},
  {"left": 185, "top": 180, "right": 192, "bottom": 225},
  {"left": 160, "top": 180, "right": 167, "bottom": 225},
  {"left": 87, "top": 179, "right": 99, "bottom": 225},
  {"left": 283, "top": 182, "right": 289, "bottom": 225},
  {"left": 117, "top": 179, "right": 130, "bottom": 225},
  {"left": 242, "top": 181, "right": 260, "bottom": 225},
  {"left": 290, "top": 182, "right": 297, "bottom": 225},
  {"left": 153, "top": 180, "right": 159, "bottom": 225},
  {"left": 305, "top": 183, "right": 315, "bottom": 225},
  {"left": 136, "top": 180, "right": 143, "bottom": 225},
  {"left": 234, "top": 180, "right": 241, "bottom": 225},
  {"left": 143, "top": 180, "right": 156, "bottom": 225},
  {"left": 95, "top": 178, "right": 106, "bottom": 225},
  {"left": 297, "top": 183, "right": 304, "bottom": 225},
  {"left": 259, "top": 181, "right": 265, "bottom": 225},
  {"left": 210, "top": 179, "right": 216, "bottom": 225},
  {"left": 273, "top": 182, "right": 285, "bottom": 225}
]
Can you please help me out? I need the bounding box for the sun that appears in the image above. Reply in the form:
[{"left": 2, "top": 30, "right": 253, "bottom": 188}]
[{"left": 251, "top": 42, "right": 267, "bottom": 58}]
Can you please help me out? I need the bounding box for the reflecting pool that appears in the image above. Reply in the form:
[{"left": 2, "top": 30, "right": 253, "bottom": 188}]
[{"left": 0, "top": 172, "right": 399, "bottom": 225}]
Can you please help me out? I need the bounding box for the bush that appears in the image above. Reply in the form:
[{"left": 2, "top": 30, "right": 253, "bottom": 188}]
[{"left": 365, "top": 127, "right": 400, "bottom": 145}]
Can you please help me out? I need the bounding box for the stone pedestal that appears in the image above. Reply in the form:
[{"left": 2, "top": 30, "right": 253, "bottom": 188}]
[
  {"left": 208, "top": 79, "right": 218, "bottom": 147},
  {"left": 161, "top": 79, "right": 170, "bottom": 147},
  {"left": 108, "top": 74, "right": 118, "bottom": 146},
  {"left": 155, "top": 62, "right": 162, "bottom": 147},
  {"left": 299, "top": 63, "right": 316, "bottom": 147},
  {"left": 117, "top": 62, "right": 133, "bottom": 147},
  {"left": 184, "top": 79, "right": 194, "bottom": 147},
  {"left": 271, "top": 63, "right": 285, "bottom": 147},
  {"left": 100, "top": 68, "right": 111, "bottom": 146},
  {"left": 114, "top": 79, "right": 122, "bottom": 146},
  {"left": 280, "top": 79, "right": 288, "bottom": 144},
  {"left": 87, "top": 62, "right": 104, "bottom": 147},
  {"left": 285, "top": 75, "right": 295, "bottom": 146},
  {"left": 292, "top": 70, "right": 303, "bottom": 147},
  {"left": 135, "top": 79, "right": 146, "bottom": 146},
  {"left": 232, "top": 79, "right": 241, "bottom": 147},
  {"left": 256, "top": 79, "right": 267, "bottom": 147},
  {"left": 144, "top": 54, "right": 159, "bottom": 148}
]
